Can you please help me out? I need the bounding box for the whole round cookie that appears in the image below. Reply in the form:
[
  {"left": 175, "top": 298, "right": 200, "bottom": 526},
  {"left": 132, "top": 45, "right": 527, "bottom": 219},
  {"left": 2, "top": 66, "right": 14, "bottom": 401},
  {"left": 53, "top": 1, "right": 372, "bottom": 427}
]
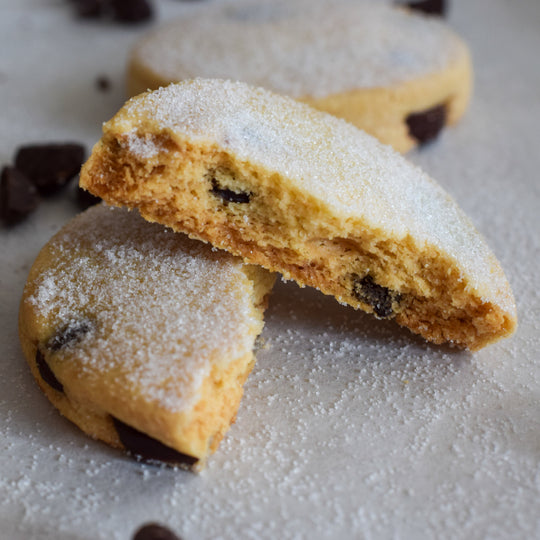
[
  {"left": 80, "top": 79, "right": 516, "bottom": 350},
  {"left": 19, "top": 204, "right": 275, "bottom": 470},
  {"left": 127, "top": 0, "right": 472, "bottom": 153}
]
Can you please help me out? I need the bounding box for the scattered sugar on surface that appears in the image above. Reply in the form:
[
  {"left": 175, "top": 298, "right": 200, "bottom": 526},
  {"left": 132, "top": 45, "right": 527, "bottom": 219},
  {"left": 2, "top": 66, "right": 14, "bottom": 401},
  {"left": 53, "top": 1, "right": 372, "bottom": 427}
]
[
  {"left": 134, "top": 0, "right": 463, "bottom": 97},
  {"left": 26, "top": 205, "right": 259, "bottom": 412},
  {"left": 121, "top": 78, "right": 513, "bottom": 313}
]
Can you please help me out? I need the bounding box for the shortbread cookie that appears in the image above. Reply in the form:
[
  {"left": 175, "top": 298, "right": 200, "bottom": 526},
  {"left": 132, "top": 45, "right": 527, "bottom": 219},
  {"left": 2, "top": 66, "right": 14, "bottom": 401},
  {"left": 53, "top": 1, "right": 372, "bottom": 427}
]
[
  {"left": 19, "top": 204, "right": 275, "bottom": 470},
  {"left": 80, "top": 79, "right": 517, "bottom": 350},
  {"left": 127, "top": 1, "right": 472, "bottom": 152}
]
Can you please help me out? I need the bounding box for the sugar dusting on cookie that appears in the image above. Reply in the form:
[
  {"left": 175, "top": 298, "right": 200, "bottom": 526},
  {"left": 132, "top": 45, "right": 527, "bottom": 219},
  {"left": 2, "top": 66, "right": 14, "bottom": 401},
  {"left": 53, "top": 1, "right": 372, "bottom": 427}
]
[
  {"left": 132, "top": 1, "right": 464, "bottom": 98},
  {"left": 119, "top": 79, "right": 515, "bottom": 318},
  {"left": 25, "top": 204, "right": 261, "bottom": 412}
]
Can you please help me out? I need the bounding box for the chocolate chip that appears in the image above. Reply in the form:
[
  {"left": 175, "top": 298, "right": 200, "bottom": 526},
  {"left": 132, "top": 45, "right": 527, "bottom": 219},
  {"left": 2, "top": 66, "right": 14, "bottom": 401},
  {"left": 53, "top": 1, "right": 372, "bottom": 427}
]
[
  {"left": 406, "top": 104, "right": 447, "bottom": 145},
  {"left": 210, "top": 179, "right": 251, "bottom": 204},
  {"left": 132, "top": 523, "right": 181, "bottom": 540},
  {"left": 353, "top": 275, "right": 398, "bottom": 319},
  {"left": 402, "top": 0, "right": 446, "bottom": 16},
  {"left": 112, "top": 417, "right": 199, "bottom": 467},
  {"left": 35, "top": 350, "right": 64, "bottom": 393},
  {"left": 76, "top": 186, "right": 101, "bottom": 209},
  {"left": 1, "top": 166, "right": 40, "bottom": 225},
  {"left": 15, "top": 143, "right": 85, "bottom": 196},
  {"left": 110, "top": 0, "right": 153, "bottom": 23},
  {"left": 48, "top": 320, "right": 92, "bottom": 352}
]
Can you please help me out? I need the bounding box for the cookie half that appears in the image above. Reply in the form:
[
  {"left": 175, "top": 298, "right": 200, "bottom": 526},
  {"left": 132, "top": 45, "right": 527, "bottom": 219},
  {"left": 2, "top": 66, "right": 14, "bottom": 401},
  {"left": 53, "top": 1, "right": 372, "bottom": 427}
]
[
  {"left": 80, "top": 79, "right": 516, "bottom": 350},
  {"left": 19, "top": 204, "right": 275, "bottom": 470},
  {"left": 127, "top": 1, "right": 472, "bottom": 152}
]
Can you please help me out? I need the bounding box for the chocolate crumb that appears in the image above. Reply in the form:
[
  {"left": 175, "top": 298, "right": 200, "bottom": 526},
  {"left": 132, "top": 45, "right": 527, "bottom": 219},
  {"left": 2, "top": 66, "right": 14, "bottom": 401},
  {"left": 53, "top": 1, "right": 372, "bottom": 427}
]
[
  {"left": 112, "top": 417, "right": 199, "bottom": 467},
  {"left": 95, "top": 75, "right": 111, "bottom": 92},
  {"left": 1, "top": 166, "right": 40, "bottom": 225},
  {"left": 133, "top": 523, "right": 182, "bottom": 540},
  {"left": 70, "top": 0, "right": 105, "bottom": 18},
  {"left": 402, "top": 0, "right": 447, "bottom": 16},
  {"left": 35, "top": 350, "right": 64, "bottom": 393},
  {"left": 110, "top": 0, "right": 153, "bottom": 23},
  {"left": 15, "top": 143, "right": 85, "bottom": 196},
  {"left": 210, "top": 179, "right": 251, "bottom": 204},
  {"left": 48, "top": 320, "right": 93, "bottom": 352},
  {"left": 353, "top": 275, "right": 398, "bottom": 319},
  {"left": 406, "top": 104, "right": 447, "bottom": 145}
]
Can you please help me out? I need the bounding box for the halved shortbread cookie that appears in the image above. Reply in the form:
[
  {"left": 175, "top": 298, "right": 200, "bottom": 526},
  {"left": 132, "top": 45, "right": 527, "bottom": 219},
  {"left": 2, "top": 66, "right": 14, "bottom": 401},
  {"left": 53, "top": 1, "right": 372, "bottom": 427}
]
[
  {"left": 127, "top": 0, "right": 472, "bottom": 152},
  {"left": 19, "top": 204, "right": 275, "bottom": 470},
  {"left": 80, "top": 79, "right": 516, "bottom": 350}
]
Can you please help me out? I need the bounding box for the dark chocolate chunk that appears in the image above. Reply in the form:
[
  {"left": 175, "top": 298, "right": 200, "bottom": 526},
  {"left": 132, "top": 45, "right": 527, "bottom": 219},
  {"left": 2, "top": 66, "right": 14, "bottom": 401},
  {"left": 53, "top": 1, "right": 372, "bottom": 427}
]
[
  {"left": 133, "top": 523, "right": 182, "bottom": 540},
  {"left": 76, "top": 186, "right": 101, "bottom": 209},
  {"left": 35, "top": 349, "right": 64, "bottom": 393},
  {"left": 15, "top": 143, "right": 85, "bottom": 196},
  {"left": 112, "top": 417, "right": 199, "bottom": 467},
  {"left": 353, "top": 275, "right": 397, "bottom": 319},
  {"left": 71, "top": 0, "right": 105, "bottom": 18},
  {"left": 110, "top": 0, "right": 153, "bottom": 23},
  {"left": 210, "top": 179, "right": 251, "bottom": 204},
  {"left": 48, "top": 320, "right": 92, "bottom": 352},
  {"left": 1, "top": 166, "right": 40, "bottom": 225},
  {"left": 406, "top": 104, "right": 447, "bottom": 145},
  {"left": 402, "top": 0, "right": 446, "bottom": 16}
]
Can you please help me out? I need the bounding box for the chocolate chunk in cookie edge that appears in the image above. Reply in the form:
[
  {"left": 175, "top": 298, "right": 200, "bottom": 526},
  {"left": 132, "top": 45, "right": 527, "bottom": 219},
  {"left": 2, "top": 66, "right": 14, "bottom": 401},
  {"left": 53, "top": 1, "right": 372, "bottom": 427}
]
[
  {"left": 353, "top": 275, "right": 399, "bottom": 319},
  {"left": 406, "top": 104, "right": 447, "bottom": 144},
  {"left": 132, "top": 523, "right": 182, "bottom": 540},
  {"left": 210, "top": 179, "right": 252, "bottom": 204},
  {"left": 112, "top": 417, "right": 199, "bottom": 467},
  {"left": 35, "top": 349, "right": 64, "bottom": 393},
  {"left": 15, "top": 143, "right": 85, "bottom": 196},
  {"left": 48, "top": 319, "right": 93, "bottom": 352},
  {"left": 1, "top": 166, "right": 40, "bottom": 225}
]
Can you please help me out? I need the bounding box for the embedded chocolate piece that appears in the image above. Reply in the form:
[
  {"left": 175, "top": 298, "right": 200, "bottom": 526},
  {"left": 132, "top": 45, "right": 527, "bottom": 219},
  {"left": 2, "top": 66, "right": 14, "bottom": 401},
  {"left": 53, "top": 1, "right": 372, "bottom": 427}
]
[
  {"left": 403, "top": 0, "right": 446, "bottom": 17},
  {"left": 35, "top": 350, "right": 64, "bottom": 393},
  {"left": 110, "top": 0, "right": 153, "bottom": 23},
  {"left": 0, "top": 166, "right": 40, "bottom": 225},
  {"left": 15, "top": 143, "right": 85, "bottom": 196},
  {"left": 406, "top": 104, "right": 447, "bottom": 144},
  {"left": 112, "top": 417, "right": 199, "bottom": 467},
  {"left": 353, "top": 275, "right": 397, "bottom": 318},
  {"left": 210, "top": 179, "right": 251, "bottom": 204},
  {"left": 133, "top": 523, "right": 181, "bottom": 540},
  {"left": 48, "top": 320, "right": 92, "bottom": 352},
  {"left": 76, "top": 186, "right": 101, "bottom": 209}
]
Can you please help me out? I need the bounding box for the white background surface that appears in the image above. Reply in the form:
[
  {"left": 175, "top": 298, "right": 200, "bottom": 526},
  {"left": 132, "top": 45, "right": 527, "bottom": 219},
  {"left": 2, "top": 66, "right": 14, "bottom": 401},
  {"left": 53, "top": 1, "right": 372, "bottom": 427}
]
[{"left": 1, "top": 1, "right": 539, "bottom": 539}]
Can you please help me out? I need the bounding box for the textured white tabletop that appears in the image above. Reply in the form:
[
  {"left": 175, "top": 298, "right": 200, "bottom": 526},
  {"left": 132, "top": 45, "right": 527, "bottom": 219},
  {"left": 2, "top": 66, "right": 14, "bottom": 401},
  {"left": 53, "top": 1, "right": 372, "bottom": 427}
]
[{"left": 1, "top": 1, "right": 539, "bottom": 539}]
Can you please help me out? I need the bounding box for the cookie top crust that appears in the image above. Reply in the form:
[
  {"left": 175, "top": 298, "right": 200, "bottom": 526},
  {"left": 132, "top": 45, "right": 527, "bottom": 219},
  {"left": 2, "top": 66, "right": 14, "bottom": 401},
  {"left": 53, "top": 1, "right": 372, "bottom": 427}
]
[
  {"left": 130, "top": 1, "right": 466, "bottom": 98},
  {"left": 23, "top": 204, "right": 262, "bottom": 413},
  {"left": 109, "top": 79, "right": 515, "bottom": 318}
]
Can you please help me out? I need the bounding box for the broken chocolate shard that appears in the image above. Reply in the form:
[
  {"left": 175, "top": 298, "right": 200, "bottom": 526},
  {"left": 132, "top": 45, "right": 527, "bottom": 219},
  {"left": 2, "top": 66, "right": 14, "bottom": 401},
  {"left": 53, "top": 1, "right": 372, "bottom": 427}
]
[
  {"left": 406, "top": 104, "right": 447, "bottom": 145},
  {"left": 35, "top": 349, "right": 64, "bottom": 393},
  {"left": 210, "top": 179, "right": 251, "bottom": 204},
  {"left": 133, "top": 523, "right": 182, "bottom": 540},
  {"left": 15, "top": 143, "right": 85, "bottom": 196},
  {"left": 1, "top": 166, "right": 40, "bottom": 225},
  {"left": 112, "top": 417, "right": 199, "bottom": 467},
  {"left": 353, "top": 275, "right": 397, "bottom": 319},
  {"left": 401, "top": 0, "right": 446, "bottom": 16},
  {"left": 48, "top": 320, "right": 93, "bottom": 352},
  {"left": 110, "top": 0, "right": 153, "bottom": 23}
]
